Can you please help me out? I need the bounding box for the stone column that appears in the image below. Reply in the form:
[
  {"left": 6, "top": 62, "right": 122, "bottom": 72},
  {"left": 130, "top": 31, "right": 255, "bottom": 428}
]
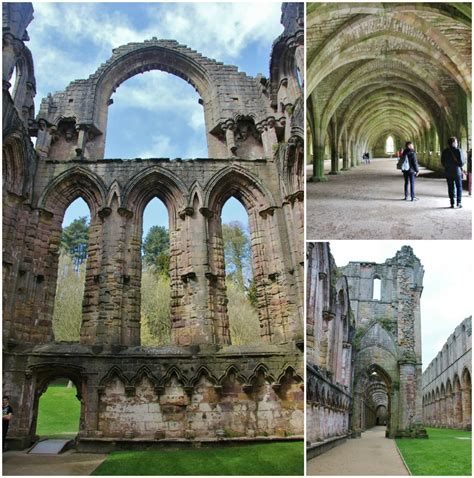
[
  {"left": 171, "top": 204, "right": 230, "bottom": 347},
  {"left": 454, "top": 389, "right": 463, "bottom": 428},
  {"left": 329, "top": 120, "right": 339, "bottom": 175},
  {"left": 310, "top": 136, "right": 327, "bottom": 182},
  {"left": 462, "top": 386, "right": 471, "bottom": 430},
  {"left": 341, "top": 139, "right": 350, "bottom": 171}
]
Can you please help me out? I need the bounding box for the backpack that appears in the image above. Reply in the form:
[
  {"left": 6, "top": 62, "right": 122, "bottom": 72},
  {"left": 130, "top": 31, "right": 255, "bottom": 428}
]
[{"left": 397, "top": 155, "right": 409, "bottom": 171}]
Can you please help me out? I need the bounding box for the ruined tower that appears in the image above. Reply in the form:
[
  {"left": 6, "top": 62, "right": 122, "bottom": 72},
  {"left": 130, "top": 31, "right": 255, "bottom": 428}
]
[{"left": 342, "top": 246, "right": 427, "bottom": 438}]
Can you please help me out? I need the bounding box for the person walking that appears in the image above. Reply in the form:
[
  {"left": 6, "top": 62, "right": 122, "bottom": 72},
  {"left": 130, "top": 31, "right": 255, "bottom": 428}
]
[
  {"left": 441, "top": 137, "right": 465, "bottom": 208},
  {"left": 2, "top": 396, "right": 13, "bottom": 452},
  {"left": 400, "top": 142, "right": 419, "bottom": 201}
]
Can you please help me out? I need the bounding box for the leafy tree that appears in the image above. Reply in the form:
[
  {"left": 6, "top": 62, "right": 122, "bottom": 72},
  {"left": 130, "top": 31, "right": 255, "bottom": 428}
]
[
  {"left": 140, "top": 268, "right": 171, "bottom": 345},
  {"left": 226, "top": 280, "right": 262, "bottom": 345},
  {"left": 52, "top": 253, "right": 85, "bottom": 341},
  {"left": 142, "top": 226, "right": 170, "bottom": 275},
  {"left": 61, "top": 217, "right": 89, "bottom": 271},
  {"left": 222, "top": 221, "right": 251, "bottom": 290}
]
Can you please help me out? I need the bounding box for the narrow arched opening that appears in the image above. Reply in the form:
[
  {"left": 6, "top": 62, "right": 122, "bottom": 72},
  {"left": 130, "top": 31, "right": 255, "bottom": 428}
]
[
  {"left": 36, "top": 377, "right": 81, "bottom": 440},
  {"left": 372, "top": 276, "right": 381, "bottom": 301},
  {"left": 140, "top": 197, "right": 171, "bottom": 346},
  {"left": 104, "top": 70, "right": 207, "bottom": 159},
  {"left": 385, "top": 135, "right": 395, "bottom": 155},
  {"left": 52, "top": 198, "right": 90, "bottom": 342},
  {"left": 221, "top": 197, "right": 261, "bottom": 345}
]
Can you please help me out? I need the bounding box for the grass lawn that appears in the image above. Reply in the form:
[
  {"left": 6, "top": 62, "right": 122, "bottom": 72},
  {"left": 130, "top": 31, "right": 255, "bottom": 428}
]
[
  {"left": 36, "top": 384, "right": 80, "bottom": 438},
  {"left": 92, "top": 441, "right": 304, "bottom": 476},
  {"left": 396, "top": 427, "right": 472, "bottom": 476}
]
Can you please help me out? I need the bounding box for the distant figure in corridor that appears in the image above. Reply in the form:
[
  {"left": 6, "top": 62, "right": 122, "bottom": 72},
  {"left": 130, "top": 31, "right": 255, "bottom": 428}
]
[
  {"left": 401, "top": 141, "right": 419, "bottom": 201},
  {"left": 441, "top": 137, "right": 465, "bottom": 208},
  {"left": 363, "top": 152, "right": 370, "bottom": 164}
]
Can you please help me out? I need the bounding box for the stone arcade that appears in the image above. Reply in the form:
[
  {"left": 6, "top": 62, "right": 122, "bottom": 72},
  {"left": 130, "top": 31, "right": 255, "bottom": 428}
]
[
  {"left": 306, "top": 2, "right": 472, "bottom": 180},
  {"left": 422, "top": 316, "right": 472, "bottom": 430},
  {"left": 2, "top": 3, "right": 304, "bottom": 449},
  {"left": 306, "top": 244, "right": 427, "bottom": 458}
]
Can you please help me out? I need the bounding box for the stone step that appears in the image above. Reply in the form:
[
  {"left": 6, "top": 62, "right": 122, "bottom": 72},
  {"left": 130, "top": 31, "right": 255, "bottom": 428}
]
[{"left": 28, "top": 439, "right": 72, "bottom": 455}]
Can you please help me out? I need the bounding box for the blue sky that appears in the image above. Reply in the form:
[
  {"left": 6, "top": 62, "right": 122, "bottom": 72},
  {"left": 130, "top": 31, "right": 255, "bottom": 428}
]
[
  {"left": 29, "top": 2, "right": 283, "bottom": 232},
  {"left": 330, "top": 241, "right": 473, "bottom": 370}
]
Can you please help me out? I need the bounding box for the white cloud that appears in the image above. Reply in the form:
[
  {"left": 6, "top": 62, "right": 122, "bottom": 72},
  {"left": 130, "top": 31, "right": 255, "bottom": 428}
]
[
  {"left": 111, "top": 71, "right": 204, "bottom": 130},
  {"left": 138, "top": 134, "right": 175, "bottom": 158}
]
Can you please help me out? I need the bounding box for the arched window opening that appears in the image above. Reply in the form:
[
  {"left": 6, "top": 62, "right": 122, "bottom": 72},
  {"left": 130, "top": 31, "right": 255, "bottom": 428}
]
[
  {"left": 36, "top": 378, "right": 80, "bottom": 439},
  {"left": 385, "top": 135, "right": 394, "bottom": 154},
  {"left": 221, "top": 197, "right": 261, "bottom": 345},
  {"left": 372, "top": 277, "right": 381, "bottom": 301},
  {"left": 104, "top": 71, "right": 207, "bottom": 160},
  {"left": 296, "top": 66, "right": 303, "bottom": 89},
  {"left": 140, "top": 197, "right": 171, "bottom": 346},
  {"left": 52, "top": 198, "right": 90, "bottom": 341},
  {"left": 8, "top": 65, "right": 18, "bottom": 96}
]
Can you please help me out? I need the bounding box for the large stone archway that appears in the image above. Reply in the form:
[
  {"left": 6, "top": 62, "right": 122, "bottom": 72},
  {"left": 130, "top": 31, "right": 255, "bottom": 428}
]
[{"left": 2, "top": 2, "right": 304, "bottom": 449}]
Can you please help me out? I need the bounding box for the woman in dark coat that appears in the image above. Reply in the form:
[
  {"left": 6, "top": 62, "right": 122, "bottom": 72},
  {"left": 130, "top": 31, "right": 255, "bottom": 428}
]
[{"left": 401, "top": 141, "right": 420, "bottom": 201}]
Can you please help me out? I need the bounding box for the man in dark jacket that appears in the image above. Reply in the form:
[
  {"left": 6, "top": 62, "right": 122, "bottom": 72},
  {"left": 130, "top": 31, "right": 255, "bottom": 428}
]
[
  {"left": 441, "top": 137, "right": 465, "bottom": 208},
  {"left": 401, "top": 141, "right": 420, "bottom": 201}
]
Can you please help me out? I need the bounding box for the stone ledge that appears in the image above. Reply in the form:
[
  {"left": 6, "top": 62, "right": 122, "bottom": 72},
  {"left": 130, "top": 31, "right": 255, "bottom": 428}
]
[
  {"left": 306, "top": 434, "right": 349, "bottom": 460},
  {"left": 76, "top": 436, "right": 304, "bottom": 454}
]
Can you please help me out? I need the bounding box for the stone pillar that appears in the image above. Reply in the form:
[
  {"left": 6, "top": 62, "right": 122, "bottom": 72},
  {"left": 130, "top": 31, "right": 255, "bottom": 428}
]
[
  {"left": 341, "top": 139, "right": 350, "bottom": 171},
  {"left": 171, "top": 204, "right": 230, "bottom": 347},
  {"left": 462, "top": 386, "right": 471, "bottom": 430},
  {"left": 329, "top": 120, "right": 339, "bottom": 175},
  {"left": 446, "top": 392, "right": 453, "bottom": 428},
  {"left": 80, "top": 198, "right": 140, "bottom": 347},
  {"left": 454, "top": 389, "right": 463, "bottom": 428},
  {"left": 310, "top": 136, "right": 327, "bottom": 182}
]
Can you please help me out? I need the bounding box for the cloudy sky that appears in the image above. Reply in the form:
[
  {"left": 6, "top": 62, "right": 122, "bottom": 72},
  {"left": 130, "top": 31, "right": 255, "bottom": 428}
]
[
  {"left": 27, "top": 2, "right": 283, "bottom": 232},
  {"left": 329, "top": 241, "right": 472, "bottom": 371}
]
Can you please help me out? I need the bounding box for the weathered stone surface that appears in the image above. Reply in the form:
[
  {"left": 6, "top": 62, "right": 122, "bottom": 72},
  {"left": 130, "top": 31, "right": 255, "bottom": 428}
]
[
  {"left": 422, "top": 316, "right": 472, "bottom": 430},
  {"left": 306, "top": 243, "right": 354, "bottom": 448},
  {"left": 2, "top": 2, "right": 304, "bottom": 448},
  {"left": 307, "top": 244, "right": 427, "bottom": 458}
]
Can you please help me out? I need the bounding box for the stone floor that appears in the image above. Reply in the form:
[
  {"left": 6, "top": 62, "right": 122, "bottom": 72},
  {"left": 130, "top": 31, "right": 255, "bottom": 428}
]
[
  {"left": 2, "top": 450, "right": 107, "bottom": 476},
  {"left": 307, "top": 426, "right": 409, "bottom": 476},
  {"left": 306, "top": 159, "right": 472, "bottom": 239}
]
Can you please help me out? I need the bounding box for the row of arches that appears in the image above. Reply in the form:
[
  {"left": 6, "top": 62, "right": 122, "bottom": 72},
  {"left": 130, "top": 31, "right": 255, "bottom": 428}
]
[
  {"left": 3, "top": 161, "right": 302, "bottom": 347},
  {"left": 29, "top": 362, "right": 303, "bottom": 440},
  {"left": 307, "top": 3, "right": 471, "bottom": 180},
  {"left": 423, "top": 368, "right": 471, "bottom": 430}
]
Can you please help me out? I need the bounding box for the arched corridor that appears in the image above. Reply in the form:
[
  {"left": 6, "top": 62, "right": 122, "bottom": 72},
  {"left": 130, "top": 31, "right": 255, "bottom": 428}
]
[{"left": 306, "top": 3, "right": 472, "bottom": 240}]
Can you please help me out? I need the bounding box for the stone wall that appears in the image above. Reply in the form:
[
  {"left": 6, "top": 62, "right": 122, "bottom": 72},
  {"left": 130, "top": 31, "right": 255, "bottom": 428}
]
[
  {"left": 2, "top": 2, "right": 304, "bottom": 448},
  {"left": 343, "top": 246, "right": 426, "bottom": 438},
  {"left": 306, "top": 243, "right": 354, "bottom": 451},
  {"left": 422, "top": 316, "right": 472, "bottom": 430}
]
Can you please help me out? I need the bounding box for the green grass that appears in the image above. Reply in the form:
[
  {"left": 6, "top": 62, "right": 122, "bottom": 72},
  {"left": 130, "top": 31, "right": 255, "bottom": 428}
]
[
  {"left": 396, "top": 427, "right": 472, "bottom": 476},
  {"left": 36, "top": 384, "right": 80, "bottom": 438},
  {"left": 92, "top": 442, "right": 304, "bottom": 476}
]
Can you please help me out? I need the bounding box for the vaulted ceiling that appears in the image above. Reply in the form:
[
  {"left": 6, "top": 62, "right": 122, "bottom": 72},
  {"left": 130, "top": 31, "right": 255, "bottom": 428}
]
[{"left": 307, "top": 3, "right": 471, "bottom": 163}]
